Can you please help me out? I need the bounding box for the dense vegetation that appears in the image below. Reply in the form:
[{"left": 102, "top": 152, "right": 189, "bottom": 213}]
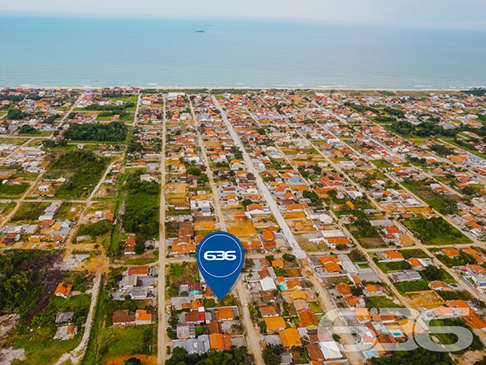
[
  {"left": 83, "top": 103, "right": 134, "bottom": 112},
  {"left": 11, "top": 202, "right": 49, "bottom": 222},
  {"left": 391, "top": 120, "right": 456, "bottom": 138},
  {"left": 122, "top": 171, "right": 160, "bottom": 240},
  {"left": 5, "top": 274, "right": 91, "bottom": 364},
  {"left": 429, "top": 318, "right": 484, "bottom": 353},
  {"left": 0, "top": 250, "right": 51, "bottom": 318},
  {"left": 0, "top": 182, "right": 29, "bottom": 197},
  {"left": 436, "top": 249, "right": 477, "bottom": 267},
  {"left": 402, "top": 179, "right": 458, "bottom": 215},
  {"left": 464, "top": 87, "right": 486, "bottom": 97},
  {"left": 370, "top": 346, "right": 452, "bottom": 365},
  {"left": 403, "top": 217, "right": 471, "bottom": 245},
  {"left": 436, "top": 290, "right": 474, "bottom": 301},
  {"left": 51, "top": 150, "right": 108, "bottom": 199},
  {"left": 391, "top": 117, "right": 486, "bottom": 144},
  {"left": 42, "top": 139, "right": 68, "bottom": 149},
  {"left": 83, "top": 273, "right": 156, "bottom": 365},
  {"left": 167, "top": 347, "right": 249, "bottom": 365},
  {"left": 431, "top": 143, "right": 454, "bottom": 157},
  {"left": 7, "top": 108, "right": 24, "bottom": 120},
  {"left": 420, "top": 265, "right": 451, "bottom": 282},
  {"left": 77, "top": 219, "right": 113, "bottom": 237},
  {"left": 64, "top": 121, "right": 128, "bottom": 142},
  {"left": 19, "top": 124, "right": 41, "bottom": 134},
  {"left": 350, "top": 210, "right": 380, "bottom": 238}
]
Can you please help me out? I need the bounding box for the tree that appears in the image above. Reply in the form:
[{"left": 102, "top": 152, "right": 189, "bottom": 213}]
[
  {"left": 257, "top": 320, "right": 267, "bottom": 335},
  {"left": 134, "top": 240, "right": 145, "bottom": 255},
  {"left": 303, "top": 190, "right": 321, "bottom": 204},
  {"left": 186, "top": 166, "right": 201, "bottom": 176},
  {"left": 42, "top": 139, "right": 68, "bottom": 149},
  {"left": 124, "top": 358, "right": 142, "bottom": 365},
  {"left": 7, "top": 109, "right": 23, "bottom": 120},
  {"left": 241, "top": 199, "right": 252, "bottom": 208},
  {"left": 168, "top": 307, "right": 179, "bottom": 327},
  {"left": 166, "top": 347, "right": 188, "bottom": 365},
  {"left": 462, "top": 186, "right": 475, "bottom": 196},
  {"left": 327, "top": 189, "right": 338, "bottom": 199},
  {"left": 263, "top": 344, "right": 285, "bottom": 365},
  {"left": 370, "top": 346, "right": 453, "bottom": 365},
  {"left": 464, "top": 87, "right": 486, "bottom": 97},
  {"left": 64, "top": 121, "right": 128, "bottom": 142},
  {"left": 421, "top": 265, "right": 446, "bottom": 282},
  {"left": 19, "top": 125, "right": 39, "bottom": 134},
  {"left": 198, "top": 174, "right": 209, "bottom": 185},
  {"left": 282, "top": 253, "right": 295, "bottom": 262}
]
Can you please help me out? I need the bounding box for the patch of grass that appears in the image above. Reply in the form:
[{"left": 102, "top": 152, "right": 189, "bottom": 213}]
[
  {"left": 376, "top": 260, "right": 412, "bottom": 273},
  {"left": 0, "top": 201, "right": 16, "bottom": 216},
  {"left": 83, "top": 276, "right": 156, "bottom": 365},
  {"left": 7, "top": 294, "right": 91, "bottom": 365},
  {"left": 308, "top": 301, "right": 323, "bottom": 313},
  {"left": 402, "top": 179, "right": 459, "bottom": 215},
  {"left": 365, "top": 296, "right": 402, "bottom": 309},
  {"left": 49, "top": 150, "right": 109, "bottom": 199},
  {"left": 371, "top": 160, "right": 394, "bottom": 168},
  {"left": 399, "top": 249, "right": 430, "bottom": 259},
  {"left": 122, "top": 171, "right": 160, "bottom": 240},
  {"left": 403, "top": 217, "right": 472, "bottom": 245},
  {"left": 436, "top": 290, "right": 475, "bottom": 301},
  {"left": 55, "top": 202, "right": 84, "bottom": 221},
  {"left": 0, "top": 183, "right": 29, "bottom": 197},
  {"left": 429, "top": 318, "right": 484, "bottom": 353},
  {"left": 11, "top": 202, "right": 50, "bottom": 222},
  {"left": 395, "top": 280, "right": 430, "bottom": 294},
  {"left": 166, "top": 262, "right": 199, "bottom": 297},
  {"left": 94, "top": 325, "right": 156, "bottom": 363},
  {"left": 123, "top": 255, "right": 158, "bottom": 266}
]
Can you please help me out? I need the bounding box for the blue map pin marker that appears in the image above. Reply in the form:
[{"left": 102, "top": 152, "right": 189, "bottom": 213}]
[{"left": 196, "top": 231, "right": 245, "bottom": 300}]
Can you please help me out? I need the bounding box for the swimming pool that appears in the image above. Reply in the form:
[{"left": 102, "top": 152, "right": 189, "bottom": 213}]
[{"left": 365, "top": 350, "right": 378, "bottom": 358}]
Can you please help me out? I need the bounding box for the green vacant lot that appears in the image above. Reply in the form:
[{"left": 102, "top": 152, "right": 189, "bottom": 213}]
[
  {"left": 11, "top": 202, "right": 50, "bottom": 223},
  {"left": 0, "top": 183, "right": 29, "bottom": 198},
  {"left": 83, "top": 271, "right": 156, "bottom": 365},
  {"left": 49, "top": 150, "right": 109, "bottom": 199},
  {"left": 404, "top": 216, "right": 472, "bottom": 245},
  {"left": 402, "top": 179, "right": 460, "bottom": 215},
  {"left": 7, "top": 294, "right": 91, "bottom": 365}
]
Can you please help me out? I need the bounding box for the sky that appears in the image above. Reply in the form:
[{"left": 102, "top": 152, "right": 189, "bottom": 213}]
[{"left": 2, "top": 0, "right": 486, "bottom": 30}]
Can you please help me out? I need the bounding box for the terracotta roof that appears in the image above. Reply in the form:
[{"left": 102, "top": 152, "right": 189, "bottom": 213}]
[
  {"left": 383, "top": 251, "right": 404, "bottom": 260},
  {"left": 113, "top": 310, "right": 135, "bottom": 324},
  {"left": 298, "top": 309, "right": 319, "bottom": 328},
  {"left": 55, "top": 282, "right": 72, "bottom": 297},
  {"left": 259, "top": 304, "right": 279, "bottom": 317},
  {"left": 209, "top": 333, "right": 231, "bottom": 350},
  {"left": 215, "top": 307, "right": 234, "bottom": 320},
  {"left": 279, "top": 328, "right": 301, "bottom": 347},
  {"left": 264, "top": 316, "right": 286, "bottom": 331},
  {"left": 336, "top": 283, "right": 352, "bottom": 297},
  {"left": 136, "top": 310, "right": 152, "bottom": 322},
  {"left": 128, "top": 266, "right": 149, "bottom": 276},
  {"left": 442, "top": 248, "right": 460, "bottom": 257}
]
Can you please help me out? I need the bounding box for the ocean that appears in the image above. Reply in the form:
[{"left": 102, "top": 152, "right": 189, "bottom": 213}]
[{"left": 1, "top": 16, "right": 485, "bottom": 89}]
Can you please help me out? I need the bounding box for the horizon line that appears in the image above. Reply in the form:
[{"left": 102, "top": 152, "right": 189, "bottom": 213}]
[
  {"left": 2, "top": 12, "right": 486, "bottom": 31},
  {"left": 2, "top": 85, "right": 484, "bottom": 92}
]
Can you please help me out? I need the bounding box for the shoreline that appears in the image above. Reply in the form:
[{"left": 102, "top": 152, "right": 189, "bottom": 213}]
[{"left": 2, "top": 85, "right": 484, "bottom": 92}]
